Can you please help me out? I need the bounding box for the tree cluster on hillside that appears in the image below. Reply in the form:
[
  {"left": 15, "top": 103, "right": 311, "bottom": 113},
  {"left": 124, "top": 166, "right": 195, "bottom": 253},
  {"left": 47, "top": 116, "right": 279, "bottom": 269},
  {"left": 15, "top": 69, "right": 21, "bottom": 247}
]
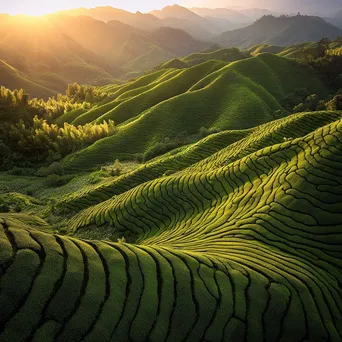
[
  {"left": 282, "top": 88, "right": 342, "bottom": 114},
  {"left": 255, "top": 14, "right": 308, "bottom": 23},
  {"left": 31, "top": 83, "right": 109, "bottom": 122},
  {"left": 0, "top": 87, "right": 29, "bottom": 107},
  {"left": 0, "top": 83, "right": 108, "bottom": 124},
  {"left": 1, "top": 116, "right": 116, "bottom": 168},
  {"left": 0, "top": 84, "right": 116, "bottom": 169},
  {"left": 303, "top": 38, "right": 342, "bottom": 89}
]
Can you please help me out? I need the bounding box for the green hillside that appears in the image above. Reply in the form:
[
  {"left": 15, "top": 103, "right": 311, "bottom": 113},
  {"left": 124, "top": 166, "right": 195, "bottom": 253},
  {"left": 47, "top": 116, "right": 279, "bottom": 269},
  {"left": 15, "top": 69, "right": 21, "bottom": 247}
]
[
  {"left": 248, "top": 44, "right": 285, "bottom": 56},
  {"left": 57, "top": 110, "right": 341, "bottom": 212},
  {"left": 279, "top": 39, "right": 342, "bottom": 58},
  {"left": 0, "top": 60, "right": 57, "bottom": 99},
  {"left": 1, "top": 31, "right": 342, "bottom": 341},
  {"left": 183, "top": 47, "right": 250, "bottom": 66},
  {"left": 1, "top": 109, "right": 341, "bottom": 341},
  {"left": 63, "top": 53, "right": 330, "bottom": 170}
]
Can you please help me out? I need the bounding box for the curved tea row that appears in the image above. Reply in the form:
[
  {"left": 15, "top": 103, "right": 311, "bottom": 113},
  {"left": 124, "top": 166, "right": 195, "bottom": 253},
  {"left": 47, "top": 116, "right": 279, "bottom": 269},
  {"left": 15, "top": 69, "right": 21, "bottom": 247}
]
[{"left": 1, "top": 113, "right": 342, "bottom": 341}]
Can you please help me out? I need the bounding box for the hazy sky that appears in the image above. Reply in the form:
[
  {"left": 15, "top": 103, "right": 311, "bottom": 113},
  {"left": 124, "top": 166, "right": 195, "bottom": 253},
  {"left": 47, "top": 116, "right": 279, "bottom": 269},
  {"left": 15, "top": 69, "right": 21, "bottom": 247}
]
[
  {"left": 1, "top": 0, "right": 341, "bottom": 15},
  {"left": 0, "top": 0, "right": 185, "bottom": 15}
]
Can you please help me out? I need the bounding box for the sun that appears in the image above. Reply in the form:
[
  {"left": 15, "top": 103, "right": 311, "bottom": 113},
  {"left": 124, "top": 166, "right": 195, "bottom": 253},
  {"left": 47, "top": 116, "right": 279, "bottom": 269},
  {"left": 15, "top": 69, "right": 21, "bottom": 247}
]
[{"left": 7, "top": 3, "right": 67, "bottom": 17}]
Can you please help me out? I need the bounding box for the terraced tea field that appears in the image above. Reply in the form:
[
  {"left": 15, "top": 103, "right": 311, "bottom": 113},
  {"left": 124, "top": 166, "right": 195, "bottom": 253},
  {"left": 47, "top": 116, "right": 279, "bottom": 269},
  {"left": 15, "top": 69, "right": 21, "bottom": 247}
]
[
  {"left": 62, "top": 53, "right": 330, "bottom": 170},
  {"left": 1, "top": 110, "right": 342, "bottom": 341}
]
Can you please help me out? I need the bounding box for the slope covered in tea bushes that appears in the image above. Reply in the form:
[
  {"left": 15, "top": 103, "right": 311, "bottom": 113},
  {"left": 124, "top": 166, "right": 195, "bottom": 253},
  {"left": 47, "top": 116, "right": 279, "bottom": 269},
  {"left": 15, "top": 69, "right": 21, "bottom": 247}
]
[
  {"left": 0, "top": 110, "right": 342, "bottom": 341},
  {"left": 63, "top": 53, "right": 330, "bottom": 170}
]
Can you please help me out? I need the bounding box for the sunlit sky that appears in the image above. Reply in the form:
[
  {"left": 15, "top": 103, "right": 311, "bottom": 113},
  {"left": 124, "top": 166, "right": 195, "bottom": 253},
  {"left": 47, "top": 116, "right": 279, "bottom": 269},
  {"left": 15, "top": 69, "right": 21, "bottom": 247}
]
[
  {"left": 1, "top": 0, "right": 341, "bottom": 16},
  {"left": 0, "top": 0, "right": 252, "bottom": 16},
  {"left": 0, "top": 1, "right": 185, "bottom": 16}
]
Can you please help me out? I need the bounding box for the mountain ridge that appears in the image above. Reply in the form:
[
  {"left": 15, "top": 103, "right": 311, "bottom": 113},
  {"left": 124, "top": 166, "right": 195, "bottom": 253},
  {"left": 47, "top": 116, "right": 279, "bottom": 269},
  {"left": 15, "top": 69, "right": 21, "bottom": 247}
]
[{"left": 216, "top": 14, "right": 342, "bottom": 48}]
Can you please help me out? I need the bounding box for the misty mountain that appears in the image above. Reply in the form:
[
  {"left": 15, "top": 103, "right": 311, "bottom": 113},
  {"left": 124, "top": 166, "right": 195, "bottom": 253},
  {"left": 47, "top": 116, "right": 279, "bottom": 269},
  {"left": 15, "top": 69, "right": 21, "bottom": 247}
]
[
  {"left": 325, "top": 8, "right": 342, "bottom": 29},
  {"left": 0, "top": 15, "right": 120, "bottom": 85},
  {"left": 189, "top": 7, "right": 249, "bottom": 23},
  {"left": 51, "top": 14, "right": 210, "bottom": 68},
  {"left": 60, "top": 5, "right": 244, "bottom": 39},
  {"left": 0, "top": 13, "right": 211, "bottom": 93},
  {"left": 58, "top": 6, "right": 161, "bottom": 30},
  {"left": 252, "top": 0, "right": 342, "bottom": 15},
  {"left": 188, "top": 7, "right": 283, "bottom": 29},
  {"left": 216, "top": 15, "right": 342, "bottom": 49},
  {"left": 200, "top": 0, "right": 342, "bottom": 16},
  {"left": 151, "top": 5, "right": 228, "bottom": 37},
  {"left": 239, "top": 8, "right": 280, "bottom": 20}
]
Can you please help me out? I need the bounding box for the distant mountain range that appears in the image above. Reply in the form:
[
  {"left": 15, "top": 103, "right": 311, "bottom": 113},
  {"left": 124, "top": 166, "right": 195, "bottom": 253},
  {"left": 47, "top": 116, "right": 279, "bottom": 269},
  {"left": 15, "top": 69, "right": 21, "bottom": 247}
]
[
  {"left": 1, "top": 4, "right": 342, "bottom": 97},
  {"left": 325, "top": 8, "right": 342, "bottom": 29},
  {"left": 60, "top": 5, "right": 247, "bottom": 39},
  {"left": 216, "top": 15, "right": 342, "bottom": 48},
  {"left": 194, "top": 0, "right": 342, "bottom": 16},
  {"left": 58, "top": 5, "right": 286, "bottom": 38},
  {"left": 0, "top": 13, "right": 209, "bottom": 96}
]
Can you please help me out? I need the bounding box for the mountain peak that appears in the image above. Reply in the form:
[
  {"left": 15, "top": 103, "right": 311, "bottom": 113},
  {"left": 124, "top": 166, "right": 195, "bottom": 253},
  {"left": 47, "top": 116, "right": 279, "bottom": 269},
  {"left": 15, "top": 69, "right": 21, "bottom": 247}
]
[{"left": 216, "top": 14, "right": 342, "bottom": 48}]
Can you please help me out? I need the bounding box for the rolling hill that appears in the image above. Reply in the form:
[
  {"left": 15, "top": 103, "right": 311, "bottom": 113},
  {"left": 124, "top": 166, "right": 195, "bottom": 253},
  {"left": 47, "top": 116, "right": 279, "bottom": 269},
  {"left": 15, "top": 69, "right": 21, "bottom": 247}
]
[
  {"left": 216, "top": 15, "right": 342, "bottom": 48},
  {"left": 246, "top": 38, "right": 342, "bottom": 59},
  {"left": 0, "top": 20, "right": 342, "bottom": 339},
  {"left": 61, "top": 53, "right": 330, "bottom": 170},
  {"left": 1, "top": 108, "right": 342, "bottom": 340}
]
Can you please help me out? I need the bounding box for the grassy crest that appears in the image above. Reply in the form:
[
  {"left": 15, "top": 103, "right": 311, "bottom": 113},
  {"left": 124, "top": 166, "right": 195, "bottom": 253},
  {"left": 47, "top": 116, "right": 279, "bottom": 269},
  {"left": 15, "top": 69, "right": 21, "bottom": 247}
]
[{"left": 63, "top": 54, "right": 329, "bottom": 170}]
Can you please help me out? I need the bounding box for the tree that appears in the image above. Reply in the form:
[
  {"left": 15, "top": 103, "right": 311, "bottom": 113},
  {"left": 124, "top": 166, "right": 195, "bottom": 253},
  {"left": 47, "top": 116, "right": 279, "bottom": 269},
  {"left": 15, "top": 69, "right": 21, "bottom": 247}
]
[
  {"left": 317, "top": 38, "right": 331, "bottom": 58},
  {"left": 66, "top": 84, "right": 76, "bottom": 98},
  {"left": 326, "top": 95, "right": 342, "bottom": 110},
  {"left": 112, "top": 159, "right": 122, "bottom": 176}
]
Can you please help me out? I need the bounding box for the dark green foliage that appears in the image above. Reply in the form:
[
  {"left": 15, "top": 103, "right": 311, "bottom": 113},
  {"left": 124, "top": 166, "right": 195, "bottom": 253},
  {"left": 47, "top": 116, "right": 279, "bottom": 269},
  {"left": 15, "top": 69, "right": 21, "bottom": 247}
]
[
  {"left": 281, "top": 88, "right": 310, "bottom": 111},
  {"left": 291, "top": 90, "right": 342, "bottom": 113},
  {"left": 326, "top": 94, "right": 342, "bottom": 110},
  {"left": 7, "top": 167, "right": 35, "bottom": 176},
  {"left": 111, "top": 159, "right": 122, "bottom": 176},
  {"left": 293, "top": 94, "right": 320, "bottom": 112},
  {"left": 307, "top": 46, "right": 342, "bottom": 89},
  {"left": 2, "top": 115, "right": 116, "bottom": 167},
  {"left": 0, "top": 204, "right": 10, "bottom": 213},
  {"left": 304, "top": 38, "right": 332, "bottom": 61},
  {"left": 143, "top": 133, "right": 189, "bottom": 162},
  {"left": 44, "top": 174, "right": 74, "bottom": 188},
  {"left": 37, "top": 162, "right": 65, "bottom": 177},
  {"left": 13, "top": 204, "right": 22, "bottom": 213}
]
